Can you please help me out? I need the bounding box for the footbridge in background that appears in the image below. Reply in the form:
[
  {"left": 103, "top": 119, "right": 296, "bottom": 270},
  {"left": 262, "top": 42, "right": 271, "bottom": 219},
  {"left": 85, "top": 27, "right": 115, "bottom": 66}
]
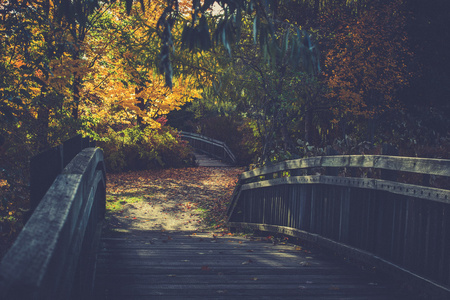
[{"left": 179, "top": 131, "right": 237, "bottom": 166}]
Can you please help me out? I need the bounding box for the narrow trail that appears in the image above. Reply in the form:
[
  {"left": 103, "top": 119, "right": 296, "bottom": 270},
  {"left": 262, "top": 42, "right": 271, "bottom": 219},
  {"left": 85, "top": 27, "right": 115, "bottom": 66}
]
[{"left": 103, "top": 167, "right": 243, "bottom": 234}]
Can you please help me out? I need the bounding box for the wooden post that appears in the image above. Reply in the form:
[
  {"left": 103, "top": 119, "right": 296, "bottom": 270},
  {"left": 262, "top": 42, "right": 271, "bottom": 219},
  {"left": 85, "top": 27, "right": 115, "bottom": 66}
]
[
  {"left": 325, "top": 146, "right": 339, "bottom": 176},
  {"left": 29, "top": 135, "right": 91, "bottom": 218},
  {"left": 29, "top": 145, "right": 63, "bottom": 212},
  {"left": 63, "top": 134, "right": 83, "bottom": 168},
  {"left": 381, "top": 144, "right": 399, "bottom": 181}
]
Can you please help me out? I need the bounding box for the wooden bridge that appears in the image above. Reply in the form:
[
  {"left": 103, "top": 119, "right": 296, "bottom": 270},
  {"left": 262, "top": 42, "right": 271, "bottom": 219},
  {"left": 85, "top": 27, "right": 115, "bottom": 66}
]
[
  {"left": 1, "top": 134, "right": 450, "bottom": 299},
  {"left": 180, "top": 131, "right": 237, "bottom": 167}
]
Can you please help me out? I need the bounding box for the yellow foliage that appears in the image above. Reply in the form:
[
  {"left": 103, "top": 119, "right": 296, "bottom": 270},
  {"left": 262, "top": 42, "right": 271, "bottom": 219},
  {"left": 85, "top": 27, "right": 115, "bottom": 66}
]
[{"left": 80, "top": 2, "right": 200, "bottom": 130}]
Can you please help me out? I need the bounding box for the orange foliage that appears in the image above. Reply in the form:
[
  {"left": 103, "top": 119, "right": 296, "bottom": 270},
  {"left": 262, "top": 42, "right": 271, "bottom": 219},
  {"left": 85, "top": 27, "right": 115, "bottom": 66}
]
[
  {"left": 321, "top": 0, "right": 411, "bottom": 121},
  {"left": 80, "top": 0, "right": 200, "bottom": 130}
]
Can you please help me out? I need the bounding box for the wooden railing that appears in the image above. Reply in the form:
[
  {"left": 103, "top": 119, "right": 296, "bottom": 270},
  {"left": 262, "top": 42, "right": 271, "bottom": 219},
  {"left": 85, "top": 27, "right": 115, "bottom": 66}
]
[
  {"left": 180, "top": 131, "right": 236, "bottom": 165},
  {"left": 227, "top": 155, "right": 450, "bottom": 297},
  {"left": 0, "top": 148, "right": 106, "bottom": 300}
]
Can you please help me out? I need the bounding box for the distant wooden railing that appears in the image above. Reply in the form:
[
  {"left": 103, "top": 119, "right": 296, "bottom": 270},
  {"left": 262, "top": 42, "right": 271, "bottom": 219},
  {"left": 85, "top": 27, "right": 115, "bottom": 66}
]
[
  {"left": 0, "top": 148, "right": 106, "bottom": 300},
  {"left": 180, "top": 131, "right": 236, "bottom": 165},
  {"left": 227, "top": 155, "right": 450, "bottom": 297}
]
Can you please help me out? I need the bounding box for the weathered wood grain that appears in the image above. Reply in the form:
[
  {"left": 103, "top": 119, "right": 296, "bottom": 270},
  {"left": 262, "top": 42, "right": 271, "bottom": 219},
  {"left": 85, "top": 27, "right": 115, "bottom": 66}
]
[
  {"left": 94, "top": 231, "right": 416, "bottom": 299},
  {"left": 227, "top": 155, "right": 450, "bottom": 296},
  {"left": 238, "top": 175, "right": 450, "bottom": 203},
  {"left": 0, "top": 148, "right": 106, "bottom": 300},
  {"left": 229, "top": 222, "right": 450, "bottom": 299},
  {"left": 241, "top": 155, "right": 450, "bottom": 179}
]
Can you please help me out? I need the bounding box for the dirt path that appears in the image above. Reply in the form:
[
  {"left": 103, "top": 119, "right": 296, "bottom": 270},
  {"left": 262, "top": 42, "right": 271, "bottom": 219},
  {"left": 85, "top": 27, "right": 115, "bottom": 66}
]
[{"left": 103, "top": 167, "right": 244, "bottom": 234}]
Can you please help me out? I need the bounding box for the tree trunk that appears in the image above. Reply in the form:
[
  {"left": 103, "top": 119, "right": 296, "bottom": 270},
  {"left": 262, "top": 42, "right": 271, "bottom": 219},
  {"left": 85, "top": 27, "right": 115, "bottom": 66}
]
[
  {"left": 71, "top": 74, "right": 81, "bottom": 119},
  {"left": 135, "top": 87, "right": 145, "bottom": 128},
  {"left": 71, "top": 49, "right": 82, "bottom": 120},
  {"left": 304, "top": 105, "right": 313, "bottom": 144},
  {"left": 36, "top": 90, "right": 50, "bottom": 151}
]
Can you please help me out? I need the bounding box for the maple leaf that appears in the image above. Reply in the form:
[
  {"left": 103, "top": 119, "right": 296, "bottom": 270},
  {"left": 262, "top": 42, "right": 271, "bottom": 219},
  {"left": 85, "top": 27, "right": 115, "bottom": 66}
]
[{"left": 201, "top": 265, "right": 211, "bottom": 271}]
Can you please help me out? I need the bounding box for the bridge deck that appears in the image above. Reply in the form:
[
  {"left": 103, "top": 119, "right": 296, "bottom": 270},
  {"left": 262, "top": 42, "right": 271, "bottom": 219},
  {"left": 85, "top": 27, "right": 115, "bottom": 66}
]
[
  {"left": 195, "top": 152, "right": 234, "bottom": 167},
  {"left": 94, "top": 230, "right": 414, "bottom": 299},
  {"left": 93, "top": 154, "right": 419, "bottom": 299}
]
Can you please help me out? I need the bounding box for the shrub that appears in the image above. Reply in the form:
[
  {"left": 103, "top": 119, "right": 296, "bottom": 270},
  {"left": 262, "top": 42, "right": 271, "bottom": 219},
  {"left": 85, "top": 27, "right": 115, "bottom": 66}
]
[{"left": 98, "top": 125, "right": 193, "bottom": 173}]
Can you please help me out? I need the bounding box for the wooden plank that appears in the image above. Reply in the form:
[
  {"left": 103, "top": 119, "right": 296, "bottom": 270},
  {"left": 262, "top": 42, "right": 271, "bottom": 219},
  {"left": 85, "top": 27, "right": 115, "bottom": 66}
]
[
  {"left": 229, "top": 154, "right": 450, "bottom": 295},
  {"left": 194, "top": 153, "right": 234, "bottom": 167},
  {"left": 240, "top": 155, "right": 450, "bottom": 180},
  {"left": 239, "top": 175, "right": 450, "bottom": 203},
  {"left": 94, "top": 231, "right": 416, "bottom": 299},
  {"left": 229, "top": 222, "right": 450, "bottom": 299}
]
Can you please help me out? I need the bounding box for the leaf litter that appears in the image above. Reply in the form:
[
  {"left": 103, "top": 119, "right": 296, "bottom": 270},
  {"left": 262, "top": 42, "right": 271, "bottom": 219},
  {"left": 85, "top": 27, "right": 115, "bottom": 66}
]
[{"left": 104, "top": 167, "right": 243, "bottom": 233}]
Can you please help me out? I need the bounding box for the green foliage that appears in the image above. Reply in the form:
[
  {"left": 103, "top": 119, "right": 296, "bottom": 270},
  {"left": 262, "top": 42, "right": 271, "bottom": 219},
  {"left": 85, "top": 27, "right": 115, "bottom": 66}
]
[
  {"left": 106, "top": 195, "right": 143, "bottom": 214},
  {"left": 99, "top": 125, "right": 194, "bottom": 173},
  {"left": 381, "top": 107, "right": 450, "bottom": 159}
]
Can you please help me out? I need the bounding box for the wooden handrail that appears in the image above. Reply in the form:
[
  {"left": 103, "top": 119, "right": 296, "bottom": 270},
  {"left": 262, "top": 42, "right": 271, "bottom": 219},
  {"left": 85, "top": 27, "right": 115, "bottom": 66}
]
[
  {"left": 227, "top": 154, "right": 450, "bottom": 298},
  {"left": 240, "top": 155, "right": 450, "bottom": 179},
  {"left": 180, "top": 131, "right": 237, "bottom": 165},
  {"left": 0, "top": 148, "right": 106, "bottom": 300}
]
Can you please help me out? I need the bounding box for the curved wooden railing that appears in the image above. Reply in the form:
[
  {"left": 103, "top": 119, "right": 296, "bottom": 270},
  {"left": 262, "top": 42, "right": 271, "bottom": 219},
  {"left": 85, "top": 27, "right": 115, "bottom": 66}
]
[
  {"left": 0, "top": 148, "right": 106, "bottom": 300},
  {"left": 227, "top": 155, "right": 450, "bottom": 297},
  {"left": 180, "top": 131, "right": 236, "bottom": 165}
]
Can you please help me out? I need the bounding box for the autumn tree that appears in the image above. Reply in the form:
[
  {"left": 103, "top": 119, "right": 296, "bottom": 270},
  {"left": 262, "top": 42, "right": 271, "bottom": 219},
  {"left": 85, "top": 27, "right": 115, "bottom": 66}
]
[
  {"left": 320, "top": 0, "right": 411, "bottom": 140},
  {"left": 0, "top": 0, "right": 108, "bottom": 152},
  {"left": 79, "top": 0, "right": 199, "bottom": 136}
]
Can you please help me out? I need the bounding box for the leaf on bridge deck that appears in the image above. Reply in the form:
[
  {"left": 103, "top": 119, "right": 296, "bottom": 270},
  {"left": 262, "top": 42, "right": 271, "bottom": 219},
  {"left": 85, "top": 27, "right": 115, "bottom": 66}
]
[{"left": 201, "top": 265, "right": 211, "bottom": 271}]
